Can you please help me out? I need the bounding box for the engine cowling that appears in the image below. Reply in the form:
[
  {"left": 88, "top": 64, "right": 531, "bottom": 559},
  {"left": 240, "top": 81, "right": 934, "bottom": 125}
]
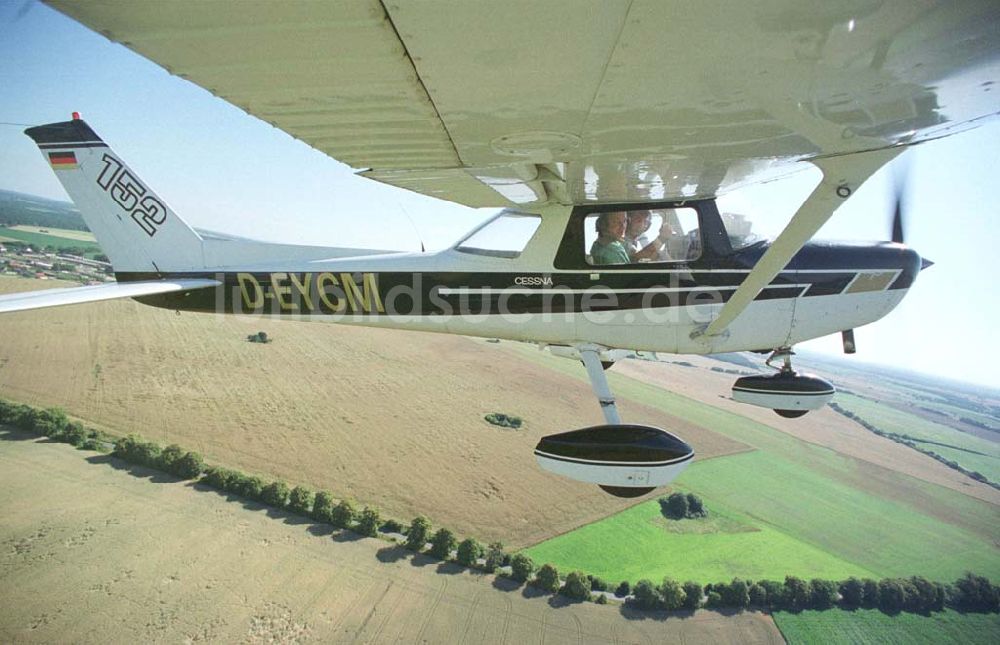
[{"left": 731, "top": 372, "right": 835, "bottom": 418}]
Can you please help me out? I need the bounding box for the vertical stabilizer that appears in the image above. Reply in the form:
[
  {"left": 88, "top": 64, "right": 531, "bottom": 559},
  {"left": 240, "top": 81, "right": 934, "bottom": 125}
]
[{"left": 25, "top": 118, "right": 204, "bottom": 273}]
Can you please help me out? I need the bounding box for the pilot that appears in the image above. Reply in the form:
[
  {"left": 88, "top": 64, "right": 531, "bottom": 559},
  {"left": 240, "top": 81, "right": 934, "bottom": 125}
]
[
  {"left": 590, "top": 212, "right": 630, "bottom": 265},
  {"left": 626, "top": 210, "right": 676, "bottom": 262}
]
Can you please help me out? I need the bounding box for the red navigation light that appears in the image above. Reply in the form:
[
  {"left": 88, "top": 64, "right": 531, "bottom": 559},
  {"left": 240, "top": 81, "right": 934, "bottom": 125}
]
[{"left": 72, "top": 112, "right": 81, "bottom": 120}]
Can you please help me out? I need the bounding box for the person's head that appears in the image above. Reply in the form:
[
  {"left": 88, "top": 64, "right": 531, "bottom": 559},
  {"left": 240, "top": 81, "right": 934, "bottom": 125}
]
[
  {"left": 595, "top": 211, "right": 627, "bottom": 240},
  {"left": 626, "top": 211, "right": 653, "bottom": 239}
]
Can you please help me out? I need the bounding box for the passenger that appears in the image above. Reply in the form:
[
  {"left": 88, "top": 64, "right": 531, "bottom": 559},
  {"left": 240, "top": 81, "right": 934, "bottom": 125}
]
[
  {"left": 589, "top": 212, "right": 630, "bottom": 265},
  {"left": 626, "top": 210, "right": 677, "bottom": 262},
  {"left": 625, "top": 211, "right": 654, "bottom": 256}
]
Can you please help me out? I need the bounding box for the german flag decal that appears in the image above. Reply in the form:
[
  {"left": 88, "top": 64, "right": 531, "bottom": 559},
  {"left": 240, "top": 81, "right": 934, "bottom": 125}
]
[{"left": 47, "top": 151, "right": 78, "bottom": 170}]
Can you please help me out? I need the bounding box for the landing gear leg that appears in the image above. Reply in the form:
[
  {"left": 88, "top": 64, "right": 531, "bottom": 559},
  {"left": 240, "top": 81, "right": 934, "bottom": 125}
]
[
  {"left": 577, "top": 344, "right": 621, "bottom": 425},
  {"left": 767, "top": 347, "right": 809, "bottom": 418},
  {"left": 765, "top": 346, "right": 795, "bottom": 374}
]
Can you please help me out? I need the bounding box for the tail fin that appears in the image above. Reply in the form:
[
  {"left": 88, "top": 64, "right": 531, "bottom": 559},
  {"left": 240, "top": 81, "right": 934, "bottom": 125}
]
[{"left": 25, "top": 118, "right": 204, "bottom": 274}]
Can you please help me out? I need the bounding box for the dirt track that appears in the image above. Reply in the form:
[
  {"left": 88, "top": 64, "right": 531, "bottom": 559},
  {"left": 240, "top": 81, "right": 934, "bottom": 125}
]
[
  {"left": 0, "top": 433, "right": 783, "bottom": 644},
  {"left": 0, "top": 277, "right": 748, "bottom": 547}
]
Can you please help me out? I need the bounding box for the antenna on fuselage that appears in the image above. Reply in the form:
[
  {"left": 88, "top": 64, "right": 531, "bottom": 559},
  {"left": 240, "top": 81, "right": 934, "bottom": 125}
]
[{"left": 398, "top": 202, "right": 426, "bottom": 252}]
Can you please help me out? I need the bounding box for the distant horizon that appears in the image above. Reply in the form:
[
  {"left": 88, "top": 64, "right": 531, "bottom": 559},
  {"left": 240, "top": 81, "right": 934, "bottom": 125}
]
[{"left": 794, "top": 348, "right": 1000, "bottom": 398}]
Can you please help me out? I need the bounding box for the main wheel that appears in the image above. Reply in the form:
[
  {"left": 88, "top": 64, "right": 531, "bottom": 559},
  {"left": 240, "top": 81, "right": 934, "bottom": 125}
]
[
  {"left": 774, "top": 409, "right": 808, "bottom": 419},
  {"left": 599, "top": 485, "right": 655, "bottom": 498}
]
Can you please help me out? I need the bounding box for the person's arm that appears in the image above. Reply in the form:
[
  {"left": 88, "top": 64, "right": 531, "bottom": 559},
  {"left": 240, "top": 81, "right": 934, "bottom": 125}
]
[
  {"left": 632, "top": 222, "right": 677, "bottom": 261},
  {"left": 632, "top": 238, "right": 662, "bottom": 261}
]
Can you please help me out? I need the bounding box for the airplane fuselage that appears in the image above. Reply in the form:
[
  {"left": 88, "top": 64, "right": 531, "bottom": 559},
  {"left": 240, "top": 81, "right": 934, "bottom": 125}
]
[{"left": 130, "top": 237, "right": 921, "bottom": 356}]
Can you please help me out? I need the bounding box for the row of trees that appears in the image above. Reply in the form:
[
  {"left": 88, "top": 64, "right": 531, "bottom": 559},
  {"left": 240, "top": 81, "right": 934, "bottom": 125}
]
[
  {"left": 198, "top": 464, "right": 397, "bottom": 540},
  {"left": 404, "top": 515, "right": 509, "bottom": 570},
  {"left": 114, "top": 435, "right": 204, "bottom": 479},
  {"left": 626, "top": 574, "right": 1000, "bottom": 614},
  {"left": 4, "top": 399, "right": 998, "bottom": 616},
  {"left": 199, "top": 465, "right": 382, "bottom": 534},
  {"left": 0, "top": 400, "right": 111, "bottom": 451},
  {"left": 394, "top": 516, "right": 601, "bottom": 606}
]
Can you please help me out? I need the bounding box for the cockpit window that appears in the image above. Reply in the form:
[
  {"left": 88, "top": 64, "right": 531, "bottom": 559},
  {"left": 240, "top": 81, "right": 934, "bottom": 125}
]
[
  {"left": 584, "top": 207, "right": 701, "bottom": 266},
  {"left": 455, "top": 213, "right": 541, "bottom": 259},
  {"left": 721, "top": 212, "right": 763, "bottom": 251}
]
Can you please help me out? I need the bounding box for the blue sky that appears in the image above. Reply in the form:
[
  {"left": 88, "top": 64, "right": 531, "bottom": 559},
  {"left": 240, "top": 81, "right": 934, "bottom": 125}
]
[{"left": 1, "top": 2, "right": 998, "bottom": 388}]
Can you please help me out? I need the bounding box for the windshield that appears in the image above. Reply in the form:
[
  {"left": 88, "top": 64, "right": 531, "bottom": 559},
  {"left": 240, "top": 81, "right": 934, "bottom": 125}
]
[
  {"left": 455, "top": 213, "right": 541, "bottom": 259},
  {"left": 721, "top": 212, "right": 764, "bottom": 250}
]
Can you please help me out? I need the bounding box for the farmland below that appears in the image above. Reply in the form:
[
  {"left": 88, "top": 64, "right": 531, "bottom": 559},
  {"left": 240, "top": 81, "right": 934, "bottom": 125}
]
[
  {"left": 1, "top": 272, "right": 998, "bottom": 642},
  {"left": 0, "top": 226, "right": 102, "bottom": 256},
  {"left": 772, "top": 608, "right": 1000, "bottom": 645},
  {"left": 525, "top": 493, "right": 872, "bottom": 585},
  {"left": 525, "top": 442, "right": 999, "bottom": 585},
  {"left": 515, "top": 346, "right": 999, "bottom": 586},
  {"left": 1, "top": 434, "right": 785, "bottom": 643},
  {"left": 0, "top": 188, "right": 86, "bottom": 232},
  {"left": 833, "top": 391, "right": 1000, "bottom": 484},
  {"left": 0, "top": 276, "right": 748, "bottom": 548}
]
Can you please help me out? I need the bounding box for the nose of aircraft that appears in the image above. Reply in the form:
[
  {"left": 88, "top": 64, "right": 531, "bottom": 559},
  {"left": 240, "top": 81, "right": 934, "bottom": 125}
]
[{"left": 885, "top": 243, "right": 925, "bottom": 288}]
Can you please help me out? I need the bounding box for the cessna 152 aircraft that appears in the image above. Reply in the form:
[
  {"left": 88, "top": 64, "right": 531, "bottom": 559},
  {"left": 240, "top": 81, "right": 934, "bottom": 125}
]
[{"left": 2, "top": 1, "right": 998, "bottom": 496}]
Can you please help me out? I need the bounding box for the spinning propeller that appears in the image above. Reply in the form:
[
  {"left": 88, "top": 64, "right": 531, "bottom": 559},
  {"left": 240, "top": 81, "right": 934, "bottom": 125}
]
[
  {"left": 889, "top": 157, "right": 933, "bottom": 269},
  {"left": 889, "top": 156, "right": 910, "bottom": 244}
]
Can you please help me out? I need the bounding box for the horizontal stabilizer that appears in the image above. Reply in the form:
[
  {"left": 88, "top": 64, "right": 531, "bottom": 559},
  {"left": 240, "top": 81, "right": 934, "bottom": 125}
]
[{"left": 0, "top": 279, "right": 220, "bottom": 314}]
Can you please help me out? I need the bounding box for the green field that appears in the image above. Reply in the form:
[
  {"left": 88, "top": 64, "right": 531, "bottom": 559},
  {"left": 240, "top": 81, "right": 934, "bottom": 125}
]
[
  {"left": 524, "top": 492, "right": 873, "bottom": 584},
  {"left": 916, "top": 400, "right": 1000, "bottom": 433},
  {"left": 515, "top": 348, "right": 1000, "bottom": 583},
  {"left": 9, "top": 225, "right": 96, "bottom": 242},
  {"left": 773, "top": 609, "right": 1000, "bottom": 645},
  {"left": 524, "top": 449, "right": 1000, "bottom": 583},
  {"left": 0, "top": 226, "right": 102, "bottom": 255},
  {"left": 837, "top": 392, "right": 1000, "bottom": 483},
  {"left": 677, "top": 451, "right": 999, "bottom": 580}
]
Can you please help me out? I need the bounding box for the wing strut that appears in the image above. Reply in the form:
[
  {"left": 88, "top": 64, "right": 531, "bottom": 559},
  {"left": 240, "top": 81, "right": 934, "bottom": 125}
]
[{"left": 700, "top": 146, "right": 903, "bottom": 338}]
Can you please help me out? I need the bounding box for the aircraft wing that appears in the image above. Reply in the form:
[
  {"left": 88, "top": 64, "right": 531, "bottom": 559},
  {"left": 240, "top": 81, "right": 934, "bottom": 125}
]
[
  {"left": 0, "top": 279, "right": 221, "bottom": 314},
  {"left": 45, "top": 1, "right": 1000, "bottom": 207}
]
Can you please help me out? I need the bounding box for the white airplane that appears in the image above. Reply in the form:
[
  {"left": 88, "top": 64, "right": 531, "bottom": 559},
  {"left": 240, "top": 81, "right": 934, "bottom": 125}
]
[{"left": 2, "top": 1, "right": 997, "bottom": 497}]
